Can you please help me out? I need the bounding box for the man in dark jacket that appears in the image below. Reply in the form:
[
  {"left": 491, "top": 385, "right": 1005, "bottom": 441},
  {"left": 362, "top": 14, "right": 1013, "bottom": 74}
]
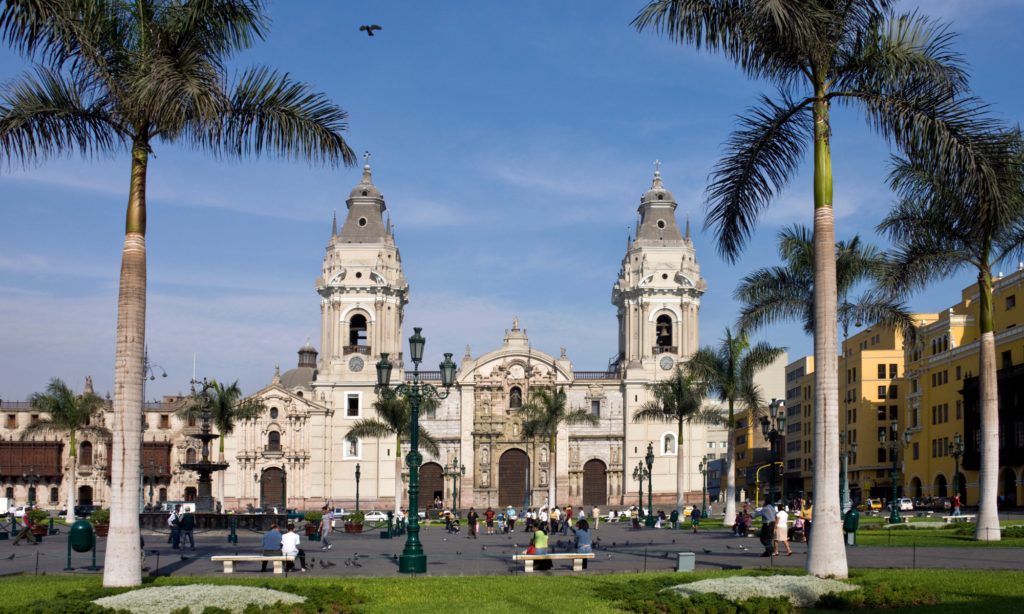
[
  {"left": 261, "top": 524, "right": 282, "bottom": 572},
  {"left": 179, "top": 509, "right": 196, "bottom": 551},
  {"left": 755, "top": 501, "right": 777, "bottom": 557}
]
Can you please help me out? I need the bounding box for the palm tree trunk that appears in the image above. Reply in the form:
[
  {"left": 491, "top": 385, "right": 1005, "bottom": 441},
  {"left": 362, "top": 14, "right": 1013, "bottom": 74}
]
[
  {"left": 549, "top": 433, "right": 557, "bottom": 512},
  {"left": 67, "top": 431, "right": 77, "bottom": 524},
  {"left": 723, "top": 398, "right": 737, "bottom": 527},
  {"left": 806, "top": 91, "right": 849, "bottom": 579},
  {"left": 676, "top": 418, "right": 685, "bottom": 518},
  {"left": 103, "top": 141, "right": 148, "bottom": 587},
  {"left": 395, "top": 434, "right": 403, "bottom": 515},
  {"left": 975, "top": 270, "right": 1001, "bottom": 541}
]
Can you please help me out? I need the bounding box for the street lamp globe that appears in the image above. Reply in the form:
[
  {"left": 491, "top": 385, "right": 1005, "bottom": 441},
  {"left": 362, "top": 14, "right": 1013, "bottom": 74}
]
[
  {"left": 851, "top": 441, "right": 858, "bottom": 454},
  {"left": 409, "top": 328, "right": 426, "bottom": 363},
  {"left": 376, "top": 353, "right": 393, "bottom": 387},
  {"left": 776, "top": 413, "right": 786, "bottom": 431},
  {"left": 760, "top": 417, "right": 770, "bottom": 437},
  {"left": 440, "top": 352, "right": 457, "bottom": 388}
]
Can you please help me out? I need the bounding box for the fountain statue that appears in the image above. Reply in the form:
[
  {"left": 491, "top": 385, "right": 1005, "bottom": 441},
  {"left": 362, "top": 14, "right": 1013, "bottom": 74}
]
[{"left": 179, "top": 379, "right": 230, "bottom": 513}]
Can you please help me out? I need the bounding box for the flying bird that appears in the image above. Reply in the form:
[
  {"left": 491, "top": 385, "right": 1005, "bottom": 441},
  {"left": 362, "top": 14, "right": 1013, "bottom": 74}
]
[{"left": 359, "top": 25, "right": 382, "bottom": 36}]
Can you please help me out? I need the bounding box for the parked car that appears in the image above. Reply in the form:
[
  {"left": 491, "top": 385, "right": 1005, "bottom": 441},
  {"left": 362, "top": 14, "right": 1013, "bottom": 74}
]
[
  {"left": 286, "top": 509, "right": 306, "bottom": 522},
  {"left": 887, "top": 498, "right": 914, "bottom": 511},
  {"left": 857, "top": 499, "right": 882, "bottom": 511},
  {"left": 13, "top": 505, "right": 34, "bottom": 519},
  {"left": 73, "top": 505, "right": 99, "bottom": 517},
  {"left": 363, "top": 510, "right": 388, "bottom": 523},
  {"left": 330, "top": 508, "right": 347, "bottom": 528}
]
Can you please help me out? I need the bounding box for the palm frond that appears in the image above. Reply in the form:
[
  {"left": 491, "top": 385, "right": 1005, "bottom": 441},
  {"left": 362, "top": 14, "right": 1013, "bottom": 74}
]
[
  {"left": 346, "top": 419, "right": 397, "bottom": 442},
  {"left": 703, "top": 92, "right": 814, "bottom": 262},
  {"left": 631, "top": 404, "right": 677, "bottom": 424}
]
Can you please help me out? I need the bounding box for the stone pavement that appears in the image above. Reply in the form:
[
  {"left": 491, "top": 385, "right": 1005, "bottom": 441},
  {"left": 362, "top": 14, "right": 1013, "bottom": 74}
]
[{"left": 2, "top": 520, "right": 1023, "bottom": 578}]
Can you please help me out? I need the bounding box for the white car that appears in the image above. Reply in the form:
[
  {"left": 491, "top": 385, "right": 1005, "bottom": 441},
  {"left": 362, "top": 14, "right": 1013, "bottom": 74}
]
[
  {"left": 887, "top": 498, "right": 914, "bottom": 511},
  {"left": 329, "top": 508, "right": 347, "bottom": 528},
  {"left": 363, "top": 510, "right": 388, "bottom": 523},
  {"left": 13, "top": 505, "right": 33, "bottom": 519}
]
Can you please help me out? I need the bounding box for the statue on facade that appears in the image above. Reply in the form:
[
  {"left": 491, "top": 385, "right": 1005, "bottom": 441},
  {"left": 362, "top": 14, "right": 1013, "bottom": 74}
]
[
  {"left": 480, "top": 470, "right": 489, "bottom": 487},
  {"left": 481, "top": 447, "right": 489, "bottom": 465},
  {"left": 513, "top": 316, "right": 519, "bottom": 329},
  {"left": 540, "top": 446, "right": 548, "bottom": 464}
]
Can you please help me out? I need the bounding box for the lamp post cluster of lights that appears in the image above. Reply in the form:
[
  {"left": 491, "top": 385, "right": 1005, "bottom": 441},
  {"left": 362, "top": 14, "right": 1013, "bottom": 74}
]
[
  {"left": 879, "top": 420, "right": 913, "bottom": 524},
  {"left": 375, "top": 327, "right": 457, "bottom": 574},
  {"left": 444, "top": 456, "right": 465, "bottom": 515},
  {"left": 760, "top": 399, "right": 786, "bottom": 506},
  {"left": 698, "top": 455, "right": 709, "bottom": 519},
  {"left": 633, "top": 456, "right": 650, "bottom": 523},
  {"left": 839, "top": 431, "right": 858, "bottom": 514}
]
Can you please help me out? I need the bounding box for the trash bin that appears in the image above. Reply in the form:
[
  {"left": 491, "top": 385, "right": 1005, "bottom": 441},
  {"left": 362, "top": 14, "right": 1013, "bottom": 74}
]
[
  {"left": 70, "top": 520, "right": 95, "bottom": 552},
  {"left": 677, "top": 552, "right": 696, "bottom": 572},
  {"left": 843, "top": 508, "right": 859, "bottom": 547}
]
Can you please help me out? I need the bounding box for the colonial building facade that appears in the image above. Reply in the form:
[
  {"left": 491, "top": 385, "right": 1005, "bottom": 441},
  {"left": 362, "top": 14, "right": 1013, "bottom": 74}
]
[{"left": 224, "top": 164, "right": 730, "bottom": 512}]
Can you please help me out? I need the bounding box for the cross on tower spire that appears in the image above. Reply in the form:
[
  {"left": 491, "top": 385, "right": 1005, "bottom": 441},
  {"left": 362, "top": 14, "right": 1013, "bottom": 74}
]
[
  {"left": 364, "top": 151, "right": 371, "bottom": 166},
  {"left": 654, "top": 159, "right": 660, "bottom": 174}
]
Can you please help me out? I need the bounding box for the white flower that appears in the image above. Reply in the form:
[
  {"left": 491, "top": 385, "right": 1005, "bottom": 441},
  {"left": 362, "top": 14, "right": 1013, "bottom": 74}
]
[
  {"left": 93, "top": 585, "right": 305, "bottom": 614},
  {"left": 668, "top": 575, "right": 857, "bottom": 609}
]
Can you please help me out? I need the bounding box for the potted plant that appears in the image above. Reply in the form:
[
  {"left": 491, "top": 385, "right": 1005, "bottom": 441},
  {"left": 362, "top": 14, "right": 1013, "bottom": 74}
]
[
  {"left": 89, "top": 508, "right": 110, "bottom": 537},
  {"left": 27, "top": 509, "right": 50, "bottom": 537},
  {"left": 344, "top": 510, "right": 365, "bottom": 534},
  {"left": 303, "top": 511, "right": 323, "bottom": 536}
]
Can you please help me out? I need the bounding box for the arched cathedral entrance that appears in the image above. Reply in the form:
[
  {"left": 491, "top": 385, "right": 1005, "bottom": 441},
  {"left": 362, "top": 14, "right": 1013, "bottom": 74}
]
[
  {"left": 582, "top": 459, "right": 607, "bottom": 506},
  {"left": 421, "top": 462, "right": 444, "bottom": 505},
  {"left": 498, "top": 449, "right": 529, "bottom": 509}
]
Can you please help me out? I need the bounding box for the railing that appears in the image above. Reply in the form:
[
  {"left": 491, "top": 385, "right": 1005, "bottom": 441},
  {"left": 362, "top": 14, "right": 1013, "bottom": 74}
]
[
  {"left": 652, "top": 346, "right": 677, "bottom": 355},
  {"left": 343, "top": 345, "right": 372, "bottom": 355},
  {"left": 264, "top": 444, "right": 282, "bottom": 453},
  {"left": 574, "top": 371, "right": 621, "bottom": 380},
  {"left": 406, "top": 371, "right": 441, "bottom": 381},
  {"left": 0, "top": 401, "right": 31, "bottom": 408}
]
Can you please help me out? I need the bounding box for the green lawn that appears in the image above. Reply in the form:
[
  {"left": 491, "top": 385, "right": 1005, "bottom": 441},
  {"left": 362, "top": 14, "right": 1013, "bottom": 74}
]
[{"left": 1, "top": 569, "right": 1023, "bottom": 614}]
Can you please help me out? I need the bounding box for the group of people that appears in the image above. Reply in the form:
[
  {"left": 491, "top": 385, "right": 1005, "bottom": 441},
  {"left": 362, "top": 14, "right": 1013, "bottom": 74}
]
[
  {"left": 752, "top": 498, "right": 813, "bottom": 557},
  {"left": 523, "top": 515, "right": 594, "bottom": 570},
  {"left": 166, "top": 505, "right": 196, "bottom": 551},
  {"left": 261, "top": 523, "right": 308, "bottom": 572}
]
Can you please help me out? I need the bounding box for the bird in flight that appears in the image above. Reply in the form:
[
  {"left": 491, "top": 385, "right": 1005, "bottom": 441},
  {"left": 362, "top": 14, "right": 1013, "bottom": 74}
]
[{"left": 360, "top": 25, "right": 382, "bottom": 36}]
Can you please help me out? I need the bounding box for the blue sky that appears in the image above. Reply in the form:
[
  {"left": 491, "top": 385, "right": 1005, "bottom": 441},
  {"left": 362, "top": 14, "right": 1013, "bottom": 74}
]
[{"left": 2, "top": 0, "right": 1023, "bottom": 401}]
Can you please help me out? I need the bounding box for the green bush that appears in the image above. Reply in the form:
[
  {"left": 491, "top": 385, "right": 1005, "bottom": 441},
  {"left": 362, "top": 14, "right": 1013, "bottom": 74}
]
[
  {"left": 816, "top": 590, "right": 866, "bottom": 610},
  {"left": 862, "top": 582, "right": 937, "bottom": 608},
  {"left": 199, "top": 608, "right": 232, "bottom": 614},
  {"left": 302, "top": 511, "right": 322, "bottom": 523},
  {"left": 88, "top": 509, "right": 110, "bottom": 525},
  {"left": 26, "top": 509, "right": 50, "bottom": 524},
  {"left": 594, "top": 577, "right": 794, "bottom": 614},
  {"left": 735, "top": 596, "right": 793, "bottom": 614},
  {"left": 345, "top": 511, "right": 365, "bottom": 524}
]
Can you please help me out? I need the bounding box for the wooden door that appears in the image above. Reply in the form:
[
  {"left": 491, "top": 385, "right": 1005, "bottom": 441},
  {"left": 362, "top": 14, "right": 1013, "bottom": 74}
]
[
  {"left": 499, "top": 449, "right": 529, "bottom": 509},
  {"left": 261, "top": 468, "right": 285, "bottom": 510},
  {"left": 582, "top": 459, "right": 607, "bottom": 506},
  {"left": 420, "top": 462, "right": 444, "bottom": 506}
]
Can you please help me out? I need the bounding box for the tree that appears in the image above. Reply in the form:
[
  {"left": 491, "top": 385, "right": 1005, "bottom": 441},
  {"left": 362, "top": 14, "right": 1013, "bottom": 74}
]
[
  {"left": 175, "top": 380, "right": 265, "bottom": 512},
  {"left": 634, "top": 0, "right": 986, "bottom": 578},
  {"left": 346, "top": 394, "right": 440, "bottom": 515},
  {"left": 0, "top": 1, "right": 355, "bottom": 586},
  {"left": 687, "top": 329, "right": 784, "bottom": 531},
  {"left": 735, "top": 225, "right": 918, "bottom": 341},
  {"left": 879, "top": 128, "right": 1024, "bottom": 541},
  {"left": 23, "top": 378, "right": 109, "bottom": 524},
  {"left": 631, "top": 366, "right": 723, "bottom": 517},
  {"left": 517, "top": 387, "right": 599, "bottom": 510}
]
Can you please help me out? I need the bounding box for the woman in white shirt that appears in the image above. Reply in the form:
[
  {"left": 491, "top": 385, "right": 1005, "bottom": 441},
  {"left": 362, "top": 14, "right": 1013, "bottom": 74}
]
[
  {"left": 773, "top": 508, "right": 792, "bottom": 556},
  {"left": 281, "top": 524, "right": 308, "bottom": 572}
]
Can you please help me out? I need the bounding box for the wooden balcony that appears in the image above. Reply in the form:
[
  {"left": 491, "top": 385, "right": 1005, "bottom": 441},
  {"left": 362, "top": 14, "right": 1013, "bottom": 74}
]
[{"left": 0, "top": 441, "right": 64, "bottom": 477}]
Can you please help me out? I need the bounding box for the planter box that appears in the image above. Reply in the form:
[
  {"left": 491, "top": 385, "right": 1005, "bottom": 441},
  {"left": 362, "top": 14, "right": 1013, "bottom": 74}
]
[
  {"left": 93, "top": 524, "right": 109, "bottom": 537},
  {"left": 344, "top": 522, "right": 364, "bottom": 534},
  {"left": 31, "top": 526, "right": 48, "bottom": 537}
]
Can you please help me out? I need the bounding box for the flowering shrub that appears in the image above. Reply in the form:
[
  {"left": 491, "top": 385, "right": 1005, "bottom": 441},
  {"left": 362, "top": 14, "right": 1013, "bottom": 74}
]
[
  {"left": 93, "top": 585, "right": 304, "bottom": 614},
  {"left": 669, "top": 575, "right": 857, "bottom": 609}
]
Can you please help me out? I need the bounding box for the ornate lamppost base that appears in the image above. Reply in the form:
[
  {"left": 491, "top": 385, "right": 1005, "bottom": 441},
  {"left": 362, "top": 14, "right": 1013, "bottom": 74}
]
[{"left": 399, "top": 553, "right": 427, "bottom": 574}]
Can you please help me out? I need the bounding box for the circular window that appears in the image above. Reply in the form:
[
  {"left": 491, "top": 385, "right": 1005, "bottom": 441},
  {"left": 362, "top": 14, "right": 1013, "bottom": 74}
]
[
  {"left": 296, "top": 391, "right": 303, "bottom": 398},
  {"left": 270, "top": 408, "right": 278, "bottom": 419},
  {"left": 358, "top": 217, "right": 367, "bottom": 226},
  {"left": 657, "top": 220, "right": 666, "bottom": 229},
  {"left": 662, "top": 273, "right": 668, "bottom": 280},
  {"left": 355, "top": 272, "right": 362, "bottom": 278}
]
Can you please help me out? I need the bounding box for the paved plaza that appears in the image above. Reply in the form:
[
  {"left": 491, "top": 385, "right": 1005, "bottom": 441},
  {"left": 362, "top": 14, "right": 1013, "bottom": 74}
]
[{"left": 3, "top": 519, "right": 1024, "bottom": 578}]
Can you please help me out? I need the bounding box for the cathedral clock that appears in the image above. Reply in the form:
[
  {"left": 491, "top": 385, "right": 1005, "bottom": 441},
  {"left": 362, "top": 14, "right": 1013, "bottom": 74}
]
[
  {"left": 349, "top": 356, "right": 365, "bottom": 372},
  {"left": 659, "top": 356, "right": 674, "bottom": 370}
]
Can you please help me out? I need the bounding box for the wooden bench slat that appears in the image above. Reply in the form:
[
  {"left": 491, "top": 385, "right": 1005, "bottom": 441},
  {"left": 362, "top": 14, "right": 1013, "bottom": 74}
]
[
  {"left": 512, "top": 553, "right": 595, "bottom": 561},
  {"left": 212, "top": 556, "right": 291, "bottom": 561}
]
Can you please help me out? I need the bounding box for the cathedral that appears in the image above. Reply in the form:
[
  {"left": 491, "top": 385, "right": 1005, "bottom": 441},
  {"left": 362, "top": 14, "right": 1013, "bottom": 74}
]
[{"left": 222, "top": 162, "right": 732, "bottom": 512}]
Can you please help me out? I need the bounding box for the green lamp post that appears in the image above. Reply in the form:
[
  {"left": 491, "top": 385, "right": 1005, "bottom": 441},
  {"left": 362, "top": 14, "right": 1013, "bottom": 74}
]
[
  {"left": 376, "top": 328, "right": 457, "bottom": 574},
  {"left": 839, "top": 432, "right": 858, "bottom": 515},
  {"left": 644, "top": 443, "right": 655, "bottom": 527},
  {"left": 632, "top": 461, "right": 648, "bottom": 520},
  {"left": 880, "top": 420, "right": 913, "bottom": 524},
  {"left": 355, "top": 464, "right": 361, "bottom": 513},
  {"left": 699, "top": 456, "right": 709, "bottom": 519},
  {"left": 948, "top": 433, "right": 965, "bottom": 504},
  {"left": 23, "top": 466, "right": 41, "bottom": 507}
]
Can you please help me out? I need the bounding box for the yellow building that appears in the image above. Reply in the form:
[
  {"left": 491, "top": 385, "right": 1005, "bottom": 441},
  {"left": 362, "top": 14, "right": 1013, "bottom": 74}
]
[
  {"left": 782, "top": 357, "right": 814, "bottom": 499},
  {"left": 903, "top": 271, "right": 1024, "bottom": 507}
]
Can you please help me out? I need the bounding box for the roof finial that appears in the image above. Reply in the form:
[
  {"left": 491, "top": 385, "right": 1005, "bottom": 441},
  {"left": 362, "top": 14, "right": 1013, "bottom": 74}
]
[
  {"left": 332, "top": 209, "right": 337, "bottom": 237},
  {"left": 685, "top": 213, "right": 690, "bottom": 240},
  {"left": 364, "top": 150, "right": 371, "bottom": 167},
  {"left": 627, "top": 227, "right": 631, "bottom": 249},
  {"left": 654, "top": 159, "right": 660, "bottom": 176}
]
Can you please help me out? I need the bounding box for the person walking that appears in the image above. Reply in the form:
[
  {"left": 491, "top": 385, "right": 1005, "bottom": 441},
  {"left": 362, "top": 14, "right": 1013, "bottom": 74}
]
[
  {"left": 563, "top": 506, "right": 572, "bottom": 535},
  {"left": 168, "top": 505, "right": 182, "bottom": 550},
  {"left": 261, "top": 524, "right": 283, "bottom": 572},
  {"left": 506, "top": 506, "right": 516, "bottom": 533},
  {"left": 754, "top": 500, "right": 777, "bottom": 557},
  {"left": 467, "top": 507, "right": 479, "bottom": 539},
  {"left": 485, "top": 507, "right": 495, "bottom": 535},
  {"left": 179, "top": 507, "right": 196, "bottom": 551},
  {"left": 592, "top": 506, "right": 600, "bottom": 529},
  {"left": 773, "top": 506, "right": 792, "bottom": 556},
  {"left": 569, "top": 519, "right": 593, "bottom": 569},
  {"left": 281, "top": 524, "right": 307, "bottom": 572},
  {"left": 798, "top": 499, "right": 813, "bottom": 543},
  {"left": 12, "top": 511, "right": 38, "bottom": 546},
  {"left": 320, "top": 506, "right": 333, "bottom": 550},
  {"left": 951, "top": 493, "right": 962, "bottom": 517}
]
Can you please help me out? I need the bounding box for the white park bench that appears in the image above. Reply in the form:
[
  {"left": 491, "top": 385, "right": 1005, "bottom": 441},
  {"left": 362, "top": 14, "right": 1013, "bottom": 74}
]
[
  {"left": 512, "top": 552, "right": 595, "bottom": 572},
  {"left": 942, "top": 515, "right": 976, "bottom": 524},
  {"left": 211, "top": 555, "right": 293, "bottom": 574}
]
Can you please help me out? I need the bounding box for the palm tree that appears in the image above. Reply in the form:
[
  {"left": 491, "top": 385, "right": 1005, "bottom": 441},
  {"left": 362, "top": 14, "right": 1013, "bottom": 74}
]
[
  {"left": 346, "top": 394, "right": 441, "bottom": 515},
  {"left": 634, "top": 0, "right": 988, "bottom": 578},
  {"left": 517, "top": 387, "right": 599, "bottom": 510},
  {"left": 879, "top": 128, "right": 1024, "bottom": 541},
  {"left": 0, "top": 1, "right": 355, "bottom": 586},
  {"left": 175, "top": 380, "right": 265, "bottom": 512},
  {"left": 23, "top": 378, "right": 109, "bottom": 524},
  {"left": 632, "top": 366, "right": 723, "bottom": 517},
  {"left": 735, "top": 225, "right": 918, "bottom": 342},
  {"left": 687, "top": 330, "right": 785, "bottom": 531}
]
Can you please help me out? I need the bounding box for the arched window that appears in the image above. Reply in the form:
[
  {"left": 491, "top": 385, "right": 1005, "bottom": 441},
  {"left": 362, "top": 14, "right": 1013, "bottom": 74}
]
[
  {"left": 656, "top": 314, "right": 673, "bottom": 347},
  {"left": 509, "top": 386, "right": 522, "bottom": 409},
  {"left": 159, "top": 488, "right": 167, "bottom": 502},
  {"left": 349, "top": 314, "right": 368, "bottom": 346},
  {"left": 50, "top": 487, "right": 59, "bottom": 503},
  {"left": 270, "top": 407, "right": 279, "bottom": 419},
  {"left": 184, "top": 487, "right": 197, "bottom": 502},
  {"left": 186, "top": 449, "right": 197, "bottom": 464},
  {"left": 268, "top": 431, "right": 281, "bottom": 451},
  {"left": 79, "top": 441, "right": 93, "bottom": 465},
  {"left": 4, "top": 487, "right": 12, "bottom": 499},
  {"left": 661, "top": 432, "right": 677, "bottom": 455}
]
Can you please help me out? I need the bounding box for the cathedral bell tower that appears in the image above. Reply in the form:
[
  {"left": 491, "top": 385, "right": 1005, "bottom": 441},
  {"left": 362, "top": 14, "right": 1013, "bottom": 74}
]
[
  {"left": 315, "top": 160, "right": 410, "bottom": 386},
  {"left": 611, "top": 165, "right": 706, "bottom": 377}
]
